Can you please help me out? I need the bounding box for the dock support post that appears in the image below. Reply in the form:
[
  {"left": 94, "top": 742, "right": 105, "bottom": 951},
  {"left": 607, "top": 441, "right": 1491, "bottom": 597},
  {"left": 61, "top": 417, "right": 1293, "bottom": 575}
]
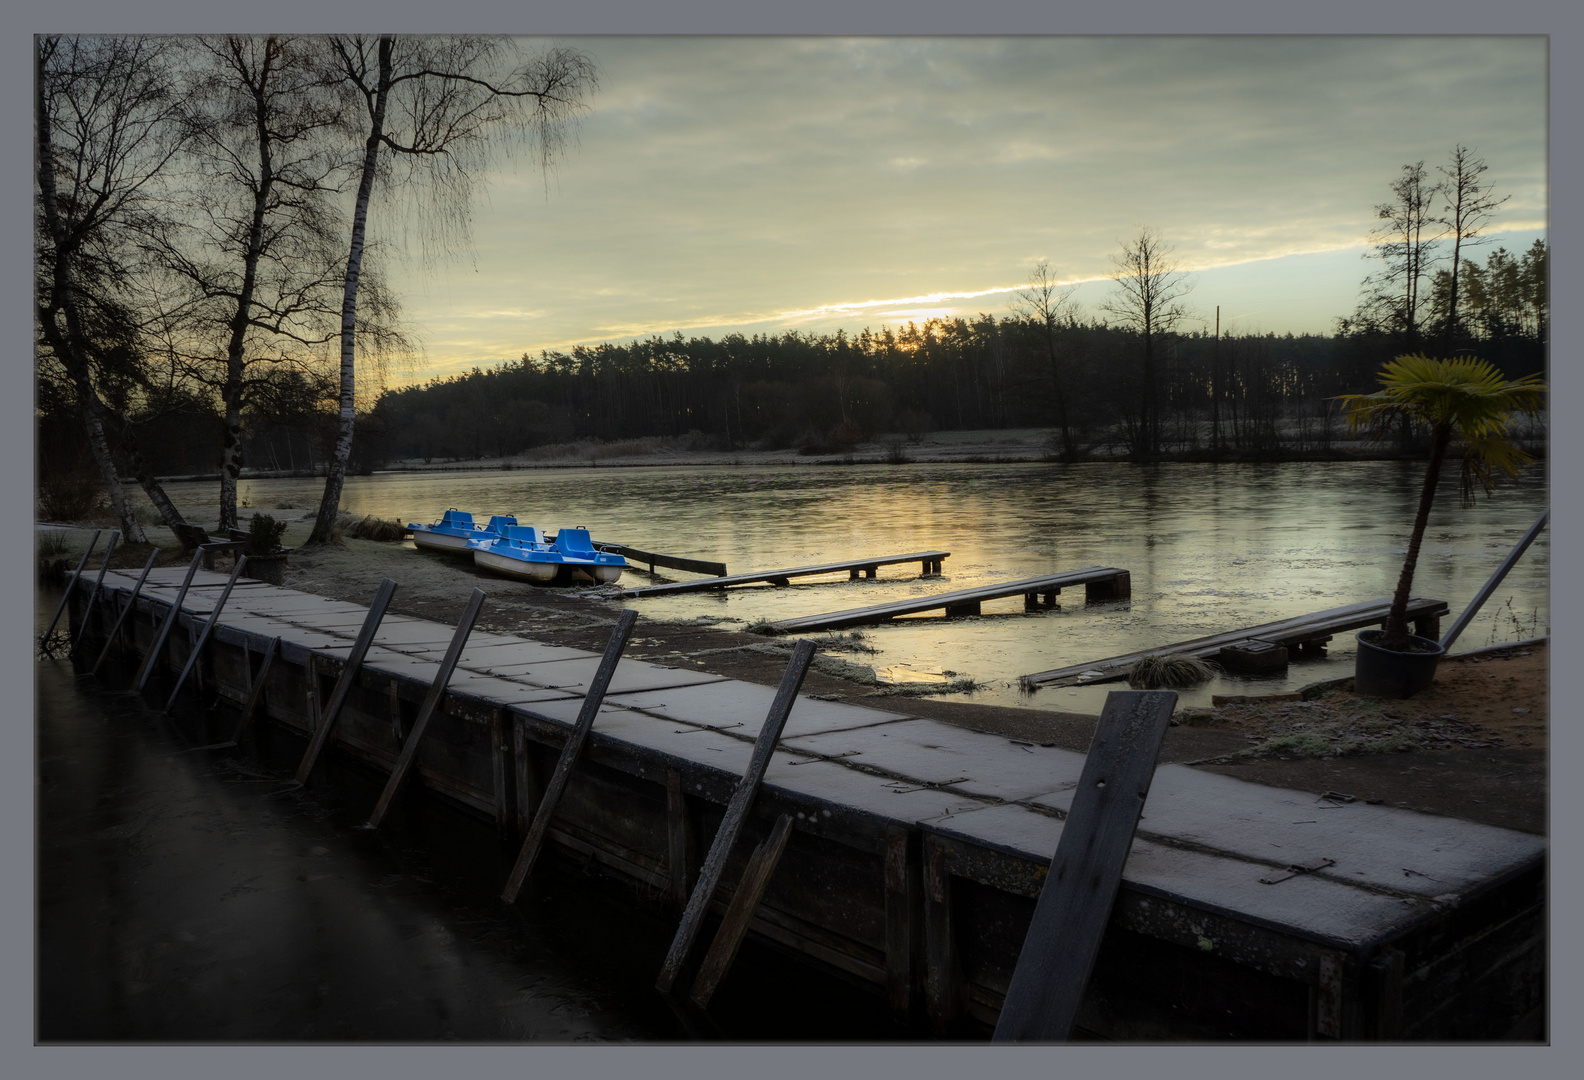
[
  {"left": 943, "top": 600, "right": 980, "bottom": 618},
  {"left": 865, "top": 566, "right": 877, "bottom": 579},
  {"left": 67, "top": 531, "right": 120, "bottom": 659},
  {"left": 501, "top": 609, "right": 639, "bottom": 901},
  {"left": 884, "top": 826, "right": 921, "bottom": 1024},
  {"left": 667, "top": 768, "right": 694, "bottom": 913},
  {"left": 491, "top": 706, "right": 514, "bottom": 839},
  {"left": 41, "top": 529, "right": 101, "bottom": 650},
  {"left": 1413, "top": 614, "right": 1441, "bottom": 640},
  {"left": 1085, "top": 571, "right": 1131, "bottom": 603},
  {"left": 163, "top": 555, "right": 248, "bottom": 711},
  {"left": 133, "top": 548, "right": 205, "bottom": 693},
  {"left": 687, "top": 812, "right": 795, "bottom": 1010},
  {"left": 923, "top": 836, "right": 959, "bottom": 1035},
  {"left": 367, "top": 588, "right": 485, "bottom": 828},
  {"left": 991, "top": 689, "right": 1178, "bottom": 1043},
  {"left": 655, "top": 639, "right": 816, "bottom": 995},
  {"left": 91, "top": 549, "right": 159, "bottom": 675},
  {"left": 294, "top": 577, "right": 398, "bottom": 784},
  {"left": 514, "top": 721, "right": 542, "bottom": 835}
]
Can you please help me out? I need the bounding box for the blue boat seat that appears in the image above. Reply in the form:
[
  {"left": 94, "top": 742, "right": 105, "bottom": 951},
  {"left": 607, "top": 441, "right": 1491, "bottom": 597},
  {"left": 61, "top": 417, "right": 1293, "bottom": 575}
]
[
  {"left": 554, "top": 527, "right": 599, "bottom": 557},
  {"left": 502, "top": 524, "right": 546, "bottom": 546},
  {"left": 439, "top": 509, "right": 474, "bottom": 529},
  {"left": 485, "top": 515, "right": 518, "bottom": 535}
]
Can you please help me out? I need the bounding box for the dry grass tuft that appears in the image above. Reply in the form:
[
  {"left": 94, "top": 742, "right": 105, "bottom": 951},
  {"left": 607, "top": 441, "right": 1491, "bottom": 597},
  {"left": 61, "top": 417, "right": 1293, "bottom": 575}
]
[{"left": 1127, "top": 652, "right": 1219, "bottom": 689}]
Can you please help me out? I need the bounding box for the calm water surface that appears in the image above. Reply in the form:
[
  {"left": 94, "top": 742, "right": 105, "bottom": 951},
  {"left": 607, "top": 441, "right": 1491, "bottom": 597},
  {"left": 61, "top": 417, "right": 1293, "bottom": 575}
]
[{"left": 183, "top": 460, "right": 1548, "bottom": 713}]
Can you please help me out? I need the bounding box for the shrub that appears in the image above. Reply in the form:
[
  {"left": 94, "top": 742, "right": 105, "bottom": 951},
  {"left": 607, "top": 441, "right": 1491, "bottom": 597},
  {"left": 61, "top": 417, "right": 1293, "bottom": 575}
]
[{"left": 244, "top": 513, "right": 288, "bottom": 557}]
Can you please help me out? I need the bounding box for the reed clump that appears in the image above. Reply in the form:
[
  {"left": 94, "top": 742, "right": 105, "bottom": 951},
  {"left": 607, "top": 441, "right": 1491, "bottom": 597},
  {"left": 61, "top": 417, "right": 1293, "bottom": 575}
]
[
  {"left": 346, "top": 514, "right": 407, "bottom": 542},
  {"left": 1127, "top": 652, "right": 1219, "bottom": 689}
]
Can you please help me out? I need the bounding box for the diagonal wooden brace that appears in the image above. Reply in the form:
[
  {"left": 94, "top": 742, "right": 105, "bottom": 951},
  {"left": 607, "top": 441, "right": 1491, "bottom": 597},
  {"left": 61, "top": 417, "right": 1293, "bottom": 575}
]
[
  {"left": 501, "top": 609, "right": 640, "bottom": 902},
  {"left": 368, "top": 589, "right": 487, "bottom": 828},
  {"left": 293, "top": 578, "right": 397, "bottom": 784},
  {"left": 655, "top": 638, "right": 816, "bottom": 995}
]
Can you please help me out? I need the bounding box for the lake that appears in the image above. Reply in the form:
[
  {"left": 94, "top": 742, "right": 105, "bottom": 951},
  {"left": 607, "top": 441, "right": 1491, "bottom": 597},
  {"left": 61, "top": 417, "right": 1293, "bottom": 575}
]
[{"left": 157, "top": 458, "right": 1550, "bottom": 714}]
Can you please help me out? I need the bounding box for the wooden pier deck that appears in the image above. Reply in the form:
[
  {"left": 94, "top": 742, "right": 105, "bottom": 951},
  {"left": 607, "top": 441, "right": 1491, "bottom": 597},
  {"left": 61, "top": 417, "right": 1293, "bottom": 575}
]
[
  {"left": 764, "top": 566, "right": 1131, "bottom": 634},
  {"left": 620, "top": 551, "right": 950, "bottom": 597},
  {"left": 63, "top": 568, "right": 1541, "bottom": 1040},
  {"left": 1019, "top": 596, "right": 1451, "bottom": 689}
]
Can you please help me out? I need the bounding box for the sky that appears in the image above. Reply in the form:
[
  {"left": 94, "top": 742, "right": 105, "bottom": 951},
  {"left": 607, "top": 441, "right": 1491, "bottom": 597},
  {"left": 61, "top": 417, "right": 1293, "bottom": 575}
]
[{"left": 372, "top": 36, "right": 1548, "bottom": 384}]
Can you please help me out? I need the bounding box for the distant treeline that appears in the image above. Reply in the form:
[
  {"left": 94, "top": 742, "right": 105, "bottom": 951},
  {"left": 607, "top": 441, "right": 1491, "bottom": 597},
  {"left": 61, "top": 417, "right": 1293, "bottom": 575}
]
[{"left": 366, "top": 300, "right": 1545, "bottom": 466}]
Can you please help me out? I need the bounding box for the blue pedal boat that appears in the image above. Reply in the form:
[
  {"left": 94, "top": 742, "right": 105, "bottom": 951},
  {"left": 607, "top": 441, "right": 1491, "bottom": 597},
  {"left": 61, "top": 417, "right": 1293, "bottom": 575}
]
[
  {"left": 407, "top": 509, "right": 516, "bottom": 554},
  {"left": 469, "top": 525, "right": 626, "bottom": 585}
]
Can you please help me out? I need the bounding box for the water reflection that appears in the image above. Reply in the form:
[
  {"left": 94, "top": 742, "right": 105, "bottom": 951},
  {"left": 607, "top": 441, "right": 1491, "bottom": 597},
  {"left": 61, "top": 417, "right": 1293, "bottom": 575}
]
[{"left": 166, "top": 459, "right": 1551, "bottom": 712}]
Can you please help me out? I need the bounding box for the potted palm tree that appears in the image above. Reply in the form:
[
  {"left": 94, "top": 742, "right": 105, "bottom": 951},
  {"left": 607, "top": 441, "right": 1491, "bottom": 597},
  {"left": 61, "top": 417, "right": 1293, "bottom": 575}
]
[{"left": 1338, "top": 355, "right": 1545, "bottom": 698}]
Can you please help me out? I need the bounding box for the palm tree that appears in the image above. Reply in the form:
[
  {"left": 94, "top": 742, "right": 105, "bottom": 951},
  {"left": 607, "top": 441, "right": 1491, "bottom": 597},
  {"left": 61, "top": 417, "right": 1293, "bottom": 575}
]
[{"left": 1339, "top": 355, "right": 1545, "bottom": 650}]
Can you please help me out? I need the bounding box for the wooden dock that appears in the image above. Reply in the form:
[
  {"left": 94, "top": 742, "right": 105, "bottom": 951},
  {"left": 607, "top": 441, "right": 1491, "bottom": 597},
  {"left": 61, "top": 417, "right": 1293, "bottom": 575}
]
[
  {"left": 590, "top": 540, "right": 727, "bottom": 578},
  {"left": 1019, "top": 596, "right": 1451, "bottom": 689},
  {"left": 765, "top": 566, "right": 1131, "bottom": 634},
  {"left": 620, "top": 551, "right": 950, "bottom": 598},
  {"left": 61, "top": 569, "right": 1542, "bottom": 1040}
]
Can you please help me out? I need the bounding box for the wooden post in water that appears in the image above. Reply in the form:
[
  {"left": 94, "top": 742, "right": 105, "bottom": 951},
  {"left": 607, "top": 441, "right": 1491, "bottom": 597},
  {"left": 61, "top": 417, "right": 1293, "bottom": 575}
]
[
  {"left": 228, "top": 636, "right": 281, "bottom": 743},
  {"left": 67, "top": 531, "right": 119, "bottom": 659},
  {"left": 500, "top": 609, "right": 640, "bottom": 901},
  {"left": 293, "top": 578, "right": 398, "bottom": 784},
  {"left": 687, "top": 812, "right": 795, "bottom": 1010},
  {"left": 163, "top": 555, "right": 248, "bottom": 711},
  {"left": 92, "top": 548, "right": 158, "bottom": 674},
  {"left": 133, "top": 548, "right": 206, "bottom": 693},
  {"left": 367, "top": 588, "right": 487, "bottom": 828},
  {"left": 655, "top": 638, "right": 816, "bottom": 995},
  {"left": 40, "top": 529, "right": 100, "bottom": 648},
  {"left": 991, "top": 689, "right": 1177, "bottom": 1043}
]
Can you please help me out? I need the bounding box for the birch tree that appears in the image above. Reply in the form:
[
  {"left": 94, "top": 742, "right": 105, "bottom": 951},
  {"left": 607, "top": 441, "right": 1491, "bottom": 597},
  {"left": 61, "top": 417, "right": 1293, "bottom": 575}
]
[
  {"left": 308, "top": 35, "right": 598, "bottom": 544},
  {"left": 152, "top": 35, "right": 347, "bottom": 531},
  {"left": 35, "top": 35, "right": 189, "bottom": 540}
]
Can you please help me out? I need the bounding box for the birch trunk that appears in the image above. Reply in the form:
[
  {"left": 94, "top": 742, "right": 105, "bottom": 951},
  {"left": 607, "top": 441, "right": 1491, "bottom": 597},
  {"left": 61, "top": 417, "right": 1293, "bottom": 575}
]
[{"left": 310, "top": 35, "right": 391, "bottom": 545}]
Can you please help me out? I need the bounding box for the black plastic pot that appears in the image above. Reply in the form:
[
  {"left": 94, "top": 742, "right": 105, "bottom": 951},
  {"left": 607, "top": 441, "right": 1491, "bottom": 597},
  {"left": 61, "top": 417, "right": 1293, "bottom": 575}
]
[
  {"left": 245, "top": 554, "right": 288, "bottom": 586},
  {"left": 1354, "top": 629, "right": 1445, "bottom": 698}
]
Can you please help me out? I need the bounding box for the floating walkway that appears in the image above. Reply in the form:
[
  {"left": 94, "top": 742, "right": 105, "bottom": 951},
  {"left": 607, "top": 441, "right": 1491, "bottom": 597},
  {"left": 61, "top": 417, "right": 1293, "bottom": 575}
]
[
  {"left": 1019, "top": 596, "right": 1451, "bottom": 689},
  {"left": 61, "top": 568, "right": 1540, "bottom": 1039},
  {"left": 620, "top": 551, "right": 950, "bottom": 598},
  {"left": 765, "top": 566, "right": 1131, "bottom": 634}
]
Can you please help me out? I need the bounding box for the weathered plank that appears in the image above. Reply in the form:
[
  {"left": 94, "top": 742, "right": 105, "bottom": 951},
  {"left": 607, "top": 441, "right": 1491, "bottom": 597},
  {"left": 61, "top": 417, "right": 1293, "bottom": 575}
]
[
  {"left": 293, "top": 578, "right": 398, "bottom": 783},
  {"left": 688, "top": 812, "right": 796, "bottom": 1009},
  {"left": 500, "top": 609, "right": 640, "bottom": 902},
  {"left": 1020, "top": 596, "right": 1451, "bottom": 689},
  {"left": 622, "top": 552, "right": 950, "bottom": 598},
  {"left": 164, "top": 555, "right": 248, "bottom": 711},
  {"left": 766, "top": 567, "right": 1130, "bottom": 634},
  {"left": 667, "top": 768, "right": 693, "bottom": 912},
  {"left": 655, "top": 638, "right": 817, "bottom": 994},
  {"left": 91, "top": 549, "right": 159, "bottom": 674},
  {"left": 1440, "top": 509, "right": 1548, "bottom": 651},
  {"left": 133, "top": 548, "right": 206, "bottom": 693},
  {"left": 591, "top": 540, "right": 727, "bottom": 578},
  {"left": 991, "top": 689, "right": 1178, "bottom": 1043},
  {"left": 367, "top": 588, "right": 487, "bottom": 828},
  {"left": 67, "top": 530, "right": 120, "bottom": 658}
]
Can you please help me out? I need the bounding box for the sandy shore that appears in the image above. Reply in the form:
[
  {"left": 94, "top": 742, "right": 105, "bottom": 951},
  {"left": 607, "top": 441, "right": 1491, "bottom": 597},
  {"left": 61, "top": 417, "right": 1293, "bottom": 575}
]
[{"left": 44, "top": 520, "right": 1548, "bottom": 836}]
